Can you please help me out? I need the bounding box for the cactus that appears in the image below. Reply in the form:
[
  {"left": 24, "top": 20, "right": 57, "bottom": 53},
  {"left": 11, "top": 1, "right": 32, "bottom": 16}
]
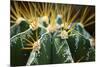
[{"left": 10, "top": 1, "right": 95, "bottom": 66}]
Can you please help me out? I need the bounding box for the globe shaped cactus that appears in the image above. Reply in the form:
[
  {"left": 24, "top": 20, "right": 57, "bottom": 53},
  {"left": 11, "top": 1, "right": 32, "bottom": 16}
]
[{"left": 10, "top": 1, "right": 95, "bottom": 66}]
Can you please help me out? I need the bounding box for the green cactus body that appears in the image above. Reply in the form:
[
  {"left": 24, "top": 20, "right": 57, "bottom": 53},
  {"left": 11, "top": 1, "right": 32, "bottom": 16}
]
[{"left": 10, "top": 1, "right": 95, "bottom": 66}]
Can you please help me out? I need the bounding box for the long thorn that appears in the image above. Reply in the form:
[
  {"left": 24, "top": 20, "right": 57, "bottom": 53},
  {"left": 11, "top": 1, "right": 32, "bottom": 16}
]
[
  {"left": 80, "top": 7, "right": 88, "bottom": 23},
  {"left": 84, "top": 21, "right": 95, "bottom": 27},
  {"left": 84, "top": 14, "right": 95, "bottom": 24}
]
